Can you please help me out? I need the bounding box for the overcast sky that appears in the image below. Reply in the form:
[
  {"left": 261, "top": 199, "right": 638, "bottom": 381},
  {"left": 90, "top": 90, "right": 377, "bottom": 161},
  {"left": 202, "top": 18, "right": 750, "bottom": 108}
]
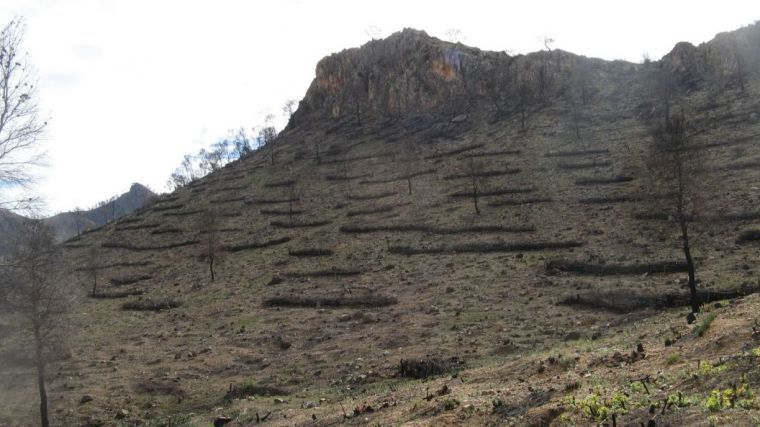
[{"left": 0, "top": 0, "right": 758, "bottom": 214}]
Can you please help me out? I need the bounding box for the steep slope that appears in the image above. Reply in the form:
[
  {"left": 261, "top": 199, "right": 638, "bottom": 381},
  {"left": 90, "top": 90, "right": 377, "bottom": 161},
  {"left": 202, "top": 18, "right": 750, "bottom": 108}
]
[{"left": 2, "top": 24, "right": 760, "bottom": 426}]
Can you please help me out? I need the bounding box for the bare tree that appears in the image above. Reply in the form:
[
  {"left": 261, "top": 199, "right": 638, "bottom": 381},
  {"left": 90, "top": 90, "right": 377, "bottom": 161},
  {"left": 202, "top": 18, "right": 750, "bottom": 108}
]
[
  {"left": 196, "top": 209, "right": 223, "bottom": 282},
  {"left": 444, "top": 28, "right": 464, "bottom": 44},
  {"left": 647, "top": 63, "right": 679, "bottom": 123},
  {"left": 72, "top": 206, "right": 83, "bottom": 238},
  {"left": 346, "top": 69, "right": 367, "bottom": 126},
  {"left": 485, "top": 56, "right": 516, "bottom": 119},
  {"left": 258, "top": 114, "right": 277, "bottom": 165},
  {"left": 83, "top": 245, "right": 101, "bottom": 295},
  {"left": 516, "top": 68, "right": 534, "bottom": 130},
  {"left": 466, "top": 157, "right": 483, "bottom": 215},
  {"left": 2, "top": 220, "right": 75, "bottom": 427},
  {"left": 0, "top": 18, "right": 48, "bottom": 210},
  {"left": 364, "top": 25, "right": 382, "bottom": 41},
  {"left": 282, "top": 99, "right": 297, "bottom": 126},
  {"left": 401, "top": 141, "right": 420, "bottom": 195},
  {"left": 231, "top": 127, "right": 252, "bottom": 159},
  {"left": 570, "top": 59, "right": 593, "bottom": 106},
  {"left": 646, "top": 111, "right": 710, "bottom": 321},
  {"left": 566, "top": 90, "right": 583, "bottom": 141}
]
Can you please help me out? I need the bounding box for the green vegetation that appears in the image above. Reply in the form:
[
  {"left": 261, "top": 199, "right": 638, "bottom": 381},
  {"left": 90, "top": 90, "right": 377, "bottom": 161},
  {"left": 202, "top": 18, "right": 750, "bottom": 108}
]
[
  {"left": 694, "top": 313, "right": 717, "bottom": 337},
  {"left": 564, "top": 390, "right": 630, "bottom": 422},
  {"left": 703, "top": 381, "right": 757, "bottom": 412},
  {"left": 665, "top": 353, "right": 681, "bottom": 366},
  {"left": 442, "top": 398, "right": 460, "bottom": 411}
]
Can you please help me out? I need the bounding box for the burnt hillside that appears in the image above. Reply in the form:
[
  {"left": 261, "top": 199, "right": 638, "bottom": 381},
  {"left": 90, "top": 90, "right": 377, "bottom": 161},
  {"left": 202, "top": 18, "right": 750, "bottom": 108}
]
[{"left": 3, "top": 23, "right": 760, "bottom": 426}]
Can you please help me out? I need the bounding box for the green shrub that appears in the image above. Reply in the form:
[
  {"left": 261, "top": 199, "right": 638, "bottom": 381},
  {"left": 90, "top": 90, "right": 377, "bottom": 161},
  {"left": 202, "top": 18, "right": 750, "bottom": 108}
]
[
  {"left": 665, "top": 353, "right": 681, "bottom": 366},
  {"left": 694, "top": 313, "right": 717, "bottom": 337},
  {"left": 442, "top": 399, "right": 460, "bottom": 411}
]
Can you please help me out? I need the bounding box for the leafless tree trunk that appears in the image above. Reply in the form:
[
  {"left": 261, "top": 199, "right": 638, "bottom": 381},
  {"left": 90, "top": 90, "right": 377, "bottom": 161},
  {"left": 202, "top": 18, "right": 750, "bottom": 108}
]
[
  {"left": 73, "top": 207, "right": 82, "bottom": 238},
  {"left": 466, "top": 158, "right": 482, "bottom": 215},
  {"left": 517, "top": 70, "right": 533, "bottom": 130},
  {"left": 83, "top": 245, "right": 101, "bottom": 295},
  {"left": 2, "top": 220, "right": 75, "bottom": 427},
  {"left": 341, "top": 153, "right": 351, "bottom": 198},
  {"left": 402, "top": 142, "right": 419, "bottom": 195}
]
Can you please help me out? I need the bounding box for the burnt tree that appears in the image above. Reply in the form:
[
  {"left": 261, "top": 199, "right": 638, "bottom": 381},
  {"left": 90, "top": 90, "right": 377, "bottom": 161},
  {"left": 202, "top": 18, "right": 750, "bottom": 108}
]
[{"left": 645, "top": 112, "right": 712, "bottom": 320}]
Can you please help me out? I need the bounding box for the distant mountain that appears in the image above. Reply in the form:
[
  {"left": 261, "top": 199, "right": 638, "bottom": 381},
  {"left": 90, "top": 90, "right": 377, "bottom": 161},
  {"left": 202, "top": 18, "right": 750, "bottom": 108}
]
[
  {"left": 45, "top": 183, "right": 156, "bottom": 241},
  {"left": 0, "top": 183, "right": 156, "bottom": 256}
]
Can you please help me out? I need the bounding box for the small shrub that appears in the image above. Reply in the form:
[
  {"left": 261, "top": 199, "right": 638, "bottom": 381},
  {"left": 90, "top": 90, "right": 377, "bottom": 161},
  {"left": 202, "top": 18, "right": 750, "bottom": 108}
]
[
  {"left": 694, "top": 313, "right": 717, "bottom": 337},
  {"left": 224, "top": 382, "right": 289, "bottom": 400},
  {"left": 665, "top": 353, "right": 681, "bottom": 366},
  {"left": 697, "top": 361, "right": 728, "bottom": 376},
  {"left": 398, "top": 357, "right": 464, "bottom": 379},
  {"left": 442, "top": 399, "right": 460, "bottom": 411}
]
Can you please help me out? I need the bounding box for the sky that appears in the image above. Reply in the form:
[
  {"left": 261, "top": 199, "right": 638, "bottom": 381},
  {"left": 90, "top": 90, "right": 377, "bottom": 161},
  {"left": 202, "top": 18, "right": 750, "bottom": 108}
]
[{"left": 0, "top": 0, "right": 758, "bottom": 214}]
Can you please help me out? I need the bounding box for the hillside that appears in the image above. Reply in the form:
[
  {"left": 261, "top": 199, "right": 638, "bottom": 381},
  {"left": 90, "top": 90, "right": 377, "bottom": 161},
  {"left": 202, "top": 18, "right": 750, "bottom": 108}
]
[
  {"left": 46, "top": 183, "right": 157, "bottom": 242},
  {"left": 0, "top": 183, "right": 156, "bottom": 257},
  {"left": 2, "top": 24, "right": 760, "bottom": 426}
]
